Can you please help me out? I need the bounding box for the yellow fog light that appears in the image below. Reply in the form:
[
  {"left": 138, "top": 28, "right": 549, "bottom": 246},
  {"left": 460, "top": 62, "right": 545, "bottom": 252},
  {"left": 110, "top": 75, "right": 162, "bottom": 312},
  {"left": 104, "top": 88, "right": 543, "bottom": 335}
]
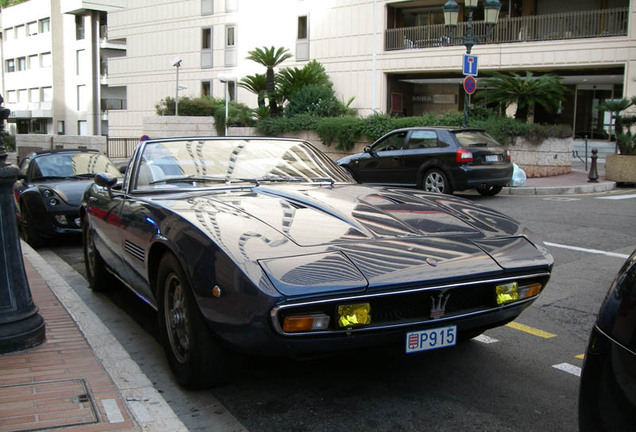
[
  {"left": 283, "top": 314, "right": 330, "bottom": 333},
  {"left": 496, "top": 282, "right": 519, "bottom": 305},
  {"left": 518, "top": 283, "right": 543, "bottom": 300},
  {"left": 337, "top": 303, "right": 371, "bottom": 328}
]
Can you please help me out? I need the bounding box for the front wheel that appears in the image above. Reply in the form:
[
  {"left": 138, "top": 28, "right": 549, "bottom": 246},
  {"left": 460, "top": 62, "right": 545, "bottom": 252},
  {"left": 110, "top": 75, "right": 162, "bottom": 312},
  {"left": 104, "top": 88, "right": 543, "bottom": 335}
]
[
  {"left": 82, "top": 217, "right": 112, "bottom": 292},
  {"left": 476, "top": 185, "right": 503, "bottom": 196},
  {"left": 20, "top": 203, "right": 45, "bottom": 248},
  {"left": 157, "top": 253, "right": 233, "bottom": 389},
  {"left": 423, "top": 169, "right": 452, "bottom": 194}
]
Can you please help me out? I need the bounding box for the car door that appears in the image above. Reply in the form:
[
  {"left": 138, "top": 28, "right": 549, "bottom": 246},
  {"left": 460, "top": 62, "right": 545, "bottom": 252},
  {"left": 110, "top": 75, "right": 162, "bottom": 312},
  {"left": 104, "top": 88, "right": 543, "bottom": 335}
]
[
  {"left": 355, "top": 130, "right": 407, "bottom": 184},
  {"left": 401, "top": 129, "right": 453, "bottom": 184}
]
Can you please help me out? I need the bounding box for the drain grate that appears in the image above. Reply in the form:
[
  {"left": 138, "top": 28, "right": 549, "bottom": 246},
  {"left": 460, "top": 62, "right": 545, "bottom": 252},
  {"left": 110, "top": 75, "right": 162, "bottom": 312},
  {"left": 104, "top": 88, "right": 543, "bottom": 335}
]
[{"left": 0, "top": 378, "right": 98, "bottom": 432}]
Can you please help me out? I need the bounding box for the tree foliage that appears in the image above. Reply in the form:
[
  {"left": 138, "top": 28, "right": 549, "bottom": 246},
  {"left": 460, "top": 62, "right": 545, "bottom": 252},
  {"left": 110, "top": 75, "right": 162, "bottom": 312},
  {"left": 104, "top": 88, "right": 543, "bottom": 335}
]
[
  {"left": 476, "top": 72, "right": 568, "bottom": 123},
  {"left": 246, "top": 46, "right": 292, "bottom": 116},
  {"left": 600, "top": 96, "right": 636, "bottom": 155},
  {"left": 238, "top": 74, "right": 267, "bottom": 107}
]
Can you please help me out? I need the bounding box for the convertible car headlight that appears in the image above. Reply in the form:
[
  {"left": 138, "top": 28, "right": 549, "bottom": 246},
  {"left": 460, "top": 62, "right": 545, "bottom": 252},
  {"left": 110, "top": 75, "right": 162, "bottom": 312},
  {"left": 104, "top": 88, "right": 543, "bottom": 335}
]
[{"left": 337, "top": 303, "right": 371, "bottom": 328}]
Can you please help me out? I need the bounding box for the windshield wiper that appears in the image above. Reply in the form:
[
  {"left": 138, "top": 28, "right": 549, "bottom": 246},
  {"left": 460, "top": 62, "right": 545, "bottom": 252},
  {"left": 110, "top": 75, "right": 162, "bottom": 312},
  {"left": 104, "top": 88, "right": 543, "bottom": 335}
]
[
  {"left": 150, "top": 175, "right": 228, "bottom": 185},
  {"left": 69, "top": 173, "right": 97, "bottom": 179}
]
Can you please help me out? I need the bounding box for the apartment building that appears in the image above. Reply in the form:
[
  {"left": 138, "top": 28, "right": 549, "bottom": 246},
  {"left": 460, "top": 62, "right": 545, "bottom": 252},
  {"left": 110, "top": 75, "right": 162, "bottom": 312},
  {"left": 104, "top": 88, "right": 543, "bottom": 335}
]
[
  {"left": 0, "top": 0, "right": 126, "bottom": 137},
  {"left": 4, "top": 1, "right": 635, "bottom": 141}
]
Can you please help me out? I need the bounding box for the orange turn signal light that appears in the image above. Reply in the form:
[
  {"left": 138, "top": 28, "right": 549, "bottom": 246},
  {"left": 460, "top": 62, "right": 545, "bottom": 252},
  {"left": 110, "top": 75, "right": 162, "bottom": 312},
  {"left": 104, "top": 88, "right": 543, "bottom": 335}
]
[{"left": 283, "top": 314, "right": 330, "bottom": 333}]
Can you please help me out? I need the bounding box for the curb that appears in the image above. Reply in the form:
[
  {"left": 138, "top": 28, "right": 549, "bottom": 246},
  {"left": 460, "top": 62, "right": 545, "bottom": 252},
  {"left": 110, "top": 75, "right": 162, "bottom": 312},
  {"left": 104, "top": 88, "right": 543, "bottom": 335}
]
[
  {"left": 22, "top": 242, "right": 189, "bottom": 432},
  {"left": 502, "top": 181, "right": 616, "bottom": 195}
]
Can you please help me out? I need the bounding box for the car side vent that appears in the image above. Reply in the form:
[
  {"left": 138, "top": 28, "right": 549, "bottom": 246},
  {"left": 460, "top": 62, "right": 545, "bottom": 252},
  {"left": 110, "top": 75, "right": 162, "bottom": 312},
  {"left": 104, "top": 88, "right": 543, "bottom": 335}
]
[
  {"left": 286, "top": 200, "right": 307, "bottom": 210},
  {"left": 124, "top": 240, "right": 145, "bottom": 261}
]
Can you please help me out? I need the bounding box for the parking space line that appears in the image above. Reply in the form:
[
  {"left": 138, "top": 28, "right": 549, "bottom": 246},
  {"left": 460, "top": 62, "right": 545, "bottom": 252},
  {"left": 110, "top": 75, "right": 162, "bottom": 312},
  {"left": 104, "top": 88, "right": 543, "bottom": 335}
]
[
  {"left": 552, "top": 363, "right": 581, "bottom": 377},
  {"left": 473, "top": 334, "right": 499, "bottom": 344},
  {"left": 506, "top": 322, "right": 557, "bottom": 339},
  {"left": 575, "top": 354, "right": 585, "bottom": 360},
  {"left": 543, "top": 242, "right": 630, "bottom": 259},
  {"left": 596, "top": 193, "right": 636, "bottom": 200}
]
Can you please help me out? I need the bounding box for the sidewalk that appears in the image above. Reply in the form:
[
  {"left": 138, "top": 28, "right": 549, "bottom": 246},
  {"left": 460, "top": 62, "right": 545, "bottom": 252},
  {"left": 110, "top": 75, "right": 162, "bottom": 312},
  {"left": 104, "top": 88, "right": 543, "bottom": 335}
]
[
  {"left": 0, "top": 245, "right": 187, "bottom": 432},
  {"left": 0, "top": 159, "right": 627, "bottom": 432}
]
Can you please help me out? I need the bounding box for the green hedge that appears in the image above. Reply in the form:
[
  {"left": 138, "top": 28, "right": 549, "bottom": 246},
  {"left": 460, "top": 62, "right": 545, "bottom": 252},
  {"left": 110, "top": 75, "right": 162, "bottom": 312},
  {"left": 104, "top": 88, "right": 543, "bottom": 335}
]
[{"left": 255, "top": 111, "right": 571, "bottom": 151}]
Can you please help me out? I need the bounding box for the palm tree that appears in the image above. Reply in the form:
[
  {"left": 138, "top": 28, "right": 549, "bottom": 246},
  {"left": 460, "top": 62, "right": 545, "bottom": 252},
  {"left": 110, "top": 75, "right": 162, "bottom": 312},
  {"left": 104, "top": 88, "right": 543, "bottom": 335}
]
[
  {"left": 277, "top": 60, "right": 331, "bottom": 104},
  {"left": 477, "top": 72, "right": 568, "bottom": 123},
  {"left": 600, "top": 97, "right": 636, "bottom": 155},
  {"left": 246, "top": 46, "right": 292, "bottom": 116},
  {"left": 238, "top": 73, "right": 267, "bottom": 107}
]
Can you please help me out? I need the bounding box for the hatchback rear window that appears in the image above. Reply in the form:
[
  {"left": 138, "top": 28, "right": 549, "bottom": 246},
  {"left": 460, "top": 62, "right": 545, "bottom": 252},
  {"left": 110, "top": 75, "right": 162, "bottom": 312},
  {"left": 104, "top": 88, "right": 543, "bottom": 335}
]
[{"left": 453, "top": 131, "right": 501, "bottom": 148}]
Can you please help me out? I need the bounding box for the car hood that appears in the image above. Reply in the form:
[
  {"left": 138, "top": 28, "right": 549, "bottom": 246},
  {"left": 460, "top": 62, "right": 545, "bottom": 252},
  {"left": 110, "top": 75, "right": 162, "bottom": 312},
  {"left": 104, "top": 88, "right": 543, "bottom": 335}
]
[
  {"left": 155, "top": 183, "right": 553, "bottom": 295},
  {"left": 38, "top": 179, "right": 95, "bottom": 206}
]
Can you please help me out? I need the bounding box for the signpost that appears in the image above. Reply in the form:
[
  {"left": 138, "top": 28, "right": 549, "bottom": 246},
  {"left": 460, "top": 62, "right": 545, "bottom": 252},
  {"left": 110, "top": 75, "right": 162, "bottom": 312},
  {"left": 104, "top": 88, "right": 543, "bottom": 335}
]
[{"left": 463, "top": 54, "right": 478, "bottom": 76}]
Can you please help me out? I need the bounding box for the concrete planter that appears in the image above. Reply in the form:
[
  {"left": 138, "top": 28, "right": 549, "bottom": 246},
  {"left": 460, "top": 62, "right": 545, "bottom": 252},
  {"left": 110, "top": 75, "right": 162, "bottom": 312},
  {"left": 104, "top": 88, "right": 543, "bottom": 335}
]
[
  {"left": 605, "top": 154, "right": 636, "bottom": 183},
  {"left": 509, "top": 137, "right": 572, "bottom": 177}
]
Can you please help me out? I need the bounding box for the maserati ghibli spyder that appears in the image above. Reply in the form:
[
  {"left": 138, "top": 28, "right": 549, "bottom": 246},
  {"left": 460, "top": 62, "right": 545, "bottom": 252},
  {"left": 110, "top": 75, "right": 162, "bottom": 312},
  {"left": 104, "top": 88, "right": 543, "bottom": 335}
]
[{"left": 80, "top": 137, "right": 553, "bottom": 388}]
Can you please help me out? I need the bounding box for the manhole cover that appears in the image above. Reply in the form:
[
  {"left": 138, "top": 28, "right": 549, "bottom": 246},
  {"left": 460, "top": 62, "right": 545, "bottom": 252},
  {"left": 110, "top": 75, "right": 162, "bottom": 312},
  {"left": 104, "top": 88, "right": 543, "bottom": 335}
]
[{"left": 0, "top": 379, "right": 97, "bottom": 432}]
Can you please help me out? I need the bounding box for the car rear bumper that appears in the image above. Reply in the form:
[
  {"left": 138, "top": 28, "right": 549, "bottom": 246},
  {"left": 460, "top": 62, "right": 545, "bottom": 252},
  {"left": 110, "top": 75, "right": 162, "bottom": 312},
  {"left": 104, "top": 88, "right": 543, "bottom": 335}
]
[{"left": 452, "top": 164, "right": 513, "bottom": 191}]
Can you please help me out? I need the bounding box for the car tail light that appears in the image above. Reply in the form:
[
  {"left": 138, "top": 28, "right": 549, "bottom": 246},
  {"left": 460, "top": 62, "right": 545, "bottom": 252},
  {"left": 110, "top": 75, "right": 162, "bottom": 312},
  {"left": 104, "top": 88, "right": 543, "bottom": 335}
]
[{"left": 456, "top": 148, "right": 473, "bottom": 163}]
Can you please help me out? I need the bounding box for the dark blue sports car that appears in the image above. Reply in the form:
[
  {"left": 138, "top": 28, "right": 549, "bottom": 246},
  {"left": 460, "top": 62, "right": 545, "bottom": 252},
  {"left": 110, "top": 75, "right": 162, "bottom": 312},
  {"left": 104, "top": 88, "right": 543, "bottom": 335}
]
[
  {"left": 14, "top": 149, "right": 121, "bottom": 248},
  {"left": 81, "top": 137, "right": 553, "bottom": 388}
]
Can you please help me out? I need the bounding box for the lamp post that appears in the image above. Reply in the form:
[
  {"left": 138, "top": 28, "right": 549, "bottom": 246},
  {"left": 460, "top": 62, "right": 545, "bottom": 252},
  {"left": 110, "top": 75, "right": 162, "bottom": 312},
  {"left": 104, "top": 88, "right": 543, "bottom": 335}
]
[
  {"left": 218, "top": 74, "right": 236, "bottom": 136},
  {"left": 0, "top": 97, "right": 45, "bottom": 353},
  {"left": 443, "top": 0, "right": 501, "bottom": 127},
  {"left": 172, "top": 58, "right": 182, "bottom": 116}
]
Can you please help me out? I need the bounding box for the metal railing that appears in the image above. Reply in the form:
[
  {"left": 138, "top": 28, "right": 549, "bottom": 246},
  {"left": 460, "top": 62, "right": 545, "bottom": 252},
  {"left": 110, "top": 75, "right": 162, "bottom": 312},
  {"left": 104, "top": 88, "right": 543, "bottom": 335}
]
[
  {"left": 107, "top": 137, "right": 139, "bottom": 159},
  {"left": 386, "top": 7, "right": 628, "bottom": 51}
]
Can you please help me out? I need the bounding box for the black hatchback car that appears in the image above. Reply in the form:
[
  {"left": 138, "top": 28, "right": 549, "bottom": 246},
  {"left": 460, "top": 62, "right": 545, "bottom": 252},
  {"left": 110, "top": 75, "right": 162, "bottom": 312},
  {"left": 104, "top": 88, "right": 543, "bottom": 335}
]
[
  {"left": 578, "top": 250, "right": 636, "bottom": 432},
  {"left": 337, "top": 127, "right": 513, "bottom": 196}
]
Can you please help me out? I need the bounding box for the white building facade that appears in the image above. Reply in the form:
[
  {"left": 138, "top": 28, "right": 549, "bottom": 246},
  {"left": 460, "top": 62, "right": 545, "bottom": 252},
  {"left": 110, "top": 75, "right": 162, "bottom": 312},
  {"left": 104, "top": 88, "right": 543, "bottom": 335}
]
[{"left": 3, "top": 0, "right": 636, "bottom": 141}]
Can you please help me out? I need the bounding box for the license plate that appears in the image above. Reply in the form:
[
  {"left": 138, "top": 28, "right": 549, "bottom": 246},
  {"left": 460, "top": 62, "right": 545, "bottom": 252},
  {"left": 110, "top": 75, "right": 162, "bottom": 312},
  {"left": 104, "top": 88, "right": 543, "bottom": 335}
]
[
  {"left": 405, "top": 325, "right": 457, "bottom": 354},
  {"left": 485, "top": 154, "right": 499, "bottom": 162}
]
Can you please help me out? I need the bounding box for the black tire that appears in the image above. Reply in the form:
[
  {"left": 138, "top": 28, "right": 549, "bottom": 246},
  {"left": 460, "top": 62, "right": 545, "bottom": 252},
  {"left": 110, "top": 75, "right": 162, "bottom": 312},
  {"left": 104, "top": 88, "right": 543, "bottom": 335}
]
[
  {"left": 82, "top": 217, "right": 112, "bottom": 292},
  {"left": 476, "top": 185, "right": 503, "bottom": 196},
  {"left": 156, "top": 253, "right": 233, "bottom": 389},
  {"left": 423, "top": 169, "right": 453, "bottom": 194},
  {"left": 20, "top": 203, "right": 45, "bottom": 249}
]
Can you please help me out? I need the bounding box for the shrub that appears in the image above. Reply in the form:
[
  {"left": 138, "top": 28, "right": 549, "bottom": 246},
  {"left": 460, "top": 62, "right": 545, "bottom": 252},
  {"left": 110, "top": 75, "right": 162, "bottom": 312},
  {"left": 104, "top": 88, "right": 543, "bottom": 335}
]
[
  {"left": 284, "top": 85, "right": 350, "bottom": 118},
  {"left": 2, "top": 133, "right": 15, "bottom": 151}
]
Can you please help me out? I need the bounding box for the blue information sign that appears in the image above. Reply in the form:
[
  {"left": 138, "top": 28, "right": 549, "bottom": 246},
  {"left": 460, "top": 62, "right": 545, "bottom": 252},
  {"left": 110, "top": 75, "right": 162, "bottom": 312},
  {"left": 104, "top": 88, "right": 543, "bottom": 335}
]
[{"left": 463, "top": 54, "right": 478, "bottom": 76}]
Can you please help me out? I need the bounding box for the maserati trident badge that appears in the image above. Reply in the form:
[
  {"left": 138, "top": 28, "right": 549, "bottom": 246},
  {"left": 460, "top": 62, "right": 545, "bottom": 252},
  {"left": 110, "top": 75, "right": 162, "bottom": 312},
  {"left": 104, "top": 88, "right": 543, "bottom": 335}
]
[{"left": 430, "top": 291, "right": 450, "bottom": 319}]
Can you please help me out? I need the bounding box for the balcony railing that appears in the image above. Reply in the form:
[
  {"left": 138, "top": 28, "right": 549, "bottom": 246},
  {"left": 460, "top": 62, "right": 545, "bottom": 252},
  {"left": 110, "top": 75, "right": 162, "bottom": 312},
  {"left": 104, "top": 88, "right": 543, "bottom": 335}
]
[{"left": 386, "top": 7, "right": 628, "bottom": 51}]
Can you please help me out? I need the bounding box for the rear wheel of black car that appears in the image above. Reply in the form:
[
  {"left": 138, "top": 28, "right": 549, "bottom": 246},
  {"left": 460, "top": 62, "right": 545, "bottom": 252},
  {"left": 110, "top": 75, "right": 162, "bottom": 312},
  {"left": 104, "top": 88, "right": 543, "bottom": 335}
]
[
  {"left": 157, "top": 253, "right": 233, "bottom": 389},
  {"left": 82, "top": 218, "right": 112, "bottom": 292},
  {"left": 476, "top": 185, "right": 503, "bottom": 196},
  {"left": 20, "top": 203, "right": 45, "bottom": 249},
  {"left": 423, "top": 169, "right": 452, "bottom": 194}
]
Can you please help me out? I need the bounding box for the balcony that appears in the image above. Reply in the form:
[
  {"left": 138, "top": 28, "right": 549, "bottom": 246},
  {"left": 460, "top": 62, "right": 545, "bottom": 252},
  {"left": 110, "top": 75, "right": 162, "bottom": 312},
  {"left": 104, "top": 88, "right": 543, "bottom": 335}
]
[{"left": 386, "top": 8, "right": 628, "bottom": 51}]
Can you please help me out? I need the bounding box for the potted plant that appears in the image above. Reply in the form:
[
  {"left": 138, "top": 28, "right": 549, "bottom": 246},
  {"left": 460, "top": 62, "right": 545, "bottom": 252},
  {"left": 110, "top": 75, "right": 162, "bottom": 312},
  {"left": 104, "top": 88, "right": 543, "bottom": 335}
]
[{"left": 602, "top": 97, "right": 636, "bottom": 183}]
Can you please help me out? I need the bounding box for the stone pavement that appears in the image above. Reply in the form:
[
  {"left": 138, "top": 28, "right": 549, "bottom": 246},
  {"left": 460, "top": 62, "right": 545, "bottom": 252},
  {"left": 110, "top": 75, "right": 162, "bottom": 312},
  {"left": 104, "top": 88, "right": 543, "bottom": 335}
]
[{"left": 0, "top": 160, "right": 627, "bottom": 432}]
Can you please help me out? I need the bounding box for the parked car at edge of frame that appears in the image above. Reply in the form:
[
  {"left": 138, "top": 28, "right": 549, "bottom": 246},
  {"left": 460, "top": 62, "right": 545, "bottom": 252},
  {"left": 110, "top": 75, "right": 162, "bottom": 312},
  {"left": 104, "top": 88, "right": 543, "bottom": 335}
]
[
  {"left": 80, "top": 136, "right": 553, "bottom": 389},
  {"left": 337, "top": 127, "right": 513, "bottom": 196},
  {"left": 13, "top": 149, "right": 122, "bottom": 248},
  {"left": 578, "top": 249, "right": 636, "bottom": 432}
]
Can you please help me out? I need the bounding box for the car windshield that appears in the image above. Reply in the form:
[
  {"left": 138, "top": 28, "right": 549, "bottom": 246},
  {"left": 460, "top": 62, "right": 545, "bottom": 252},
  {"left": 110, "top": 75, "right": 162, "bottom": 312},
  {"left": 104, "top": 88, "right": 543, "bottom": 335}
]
[
  {"left": 133, "top": 139, "right": 350, "bottom": 190},
  {"left": 453, "top": 130, "right": 501, "bottom": 148},
  {"left": 32, "top": 152, "right": 121, "bottom": 180}
]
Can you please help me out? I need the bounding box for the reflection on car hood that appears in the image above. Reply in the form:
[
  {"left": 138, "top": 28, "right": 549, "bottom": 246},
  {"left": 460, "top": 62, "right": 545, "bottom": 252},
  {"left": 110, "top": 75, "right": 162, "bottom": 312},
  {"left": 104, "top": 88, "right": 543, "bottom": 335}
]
[
  {"left": 39, "top": 179, "right": 96, "bottom": 206},
  {"left": 154, "top": 183, "right": 552, "bottom": 294}
]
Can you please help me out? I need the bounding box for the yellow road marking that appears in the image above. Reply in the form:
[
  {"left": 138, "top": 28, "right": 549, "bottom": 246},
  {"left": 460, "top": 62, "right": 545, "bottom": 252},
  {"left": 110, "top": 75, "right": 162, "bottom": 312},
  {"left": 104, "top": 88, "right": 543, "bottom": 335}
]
[
  {"left": 575, "top": 354, "right": 585, "bottom": 360},
  {"left": 506, "top": 322, "right": 557, "bottom": 339}
]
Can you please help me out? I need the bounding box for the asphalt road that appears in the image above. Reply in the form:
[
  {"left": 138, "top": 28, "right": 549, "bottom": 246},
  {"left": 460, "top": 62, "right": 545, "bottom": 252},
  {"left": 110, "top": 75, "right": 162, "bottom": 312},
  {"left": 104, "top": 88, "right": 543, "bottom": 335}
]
[{"left": 39, "top": 187, "right": 636, "bottom": 432}]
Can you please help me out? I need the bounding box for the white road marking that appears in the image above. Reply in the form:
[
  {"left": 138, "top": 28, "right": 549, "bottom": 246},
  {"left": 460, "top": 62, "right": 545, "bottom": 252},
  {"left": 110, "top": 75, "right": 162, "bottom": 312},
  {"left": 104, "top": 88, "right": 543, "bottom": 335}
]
[
  {"left": 596, "top": 193, "right": 636, "bottom": 200},
  {"left": 473, "top": 334, "right": 499, "bottom": 344},
  {"left": 102, "top": 399, "right": 125, "bottom": 423},
  {"left": 544, "top": 242, "right": 630, "bottom": 259},
  {"left": 552, "top": 363, "right": 582, "bottom": 377}
]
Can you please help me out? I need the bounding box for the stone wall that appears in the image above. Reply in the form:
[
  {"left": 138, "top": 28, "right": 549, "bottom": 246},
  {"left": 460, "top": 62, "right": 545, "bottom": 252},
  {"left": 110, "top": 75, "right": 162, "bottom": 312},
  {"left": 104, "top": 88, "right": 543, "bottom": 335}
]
[
  {"left": 510, "top": 137, "right": 572, "bottom": 177},
  {"left": 143, "top": 116, "right": 217, "bottom": 138},
  {"left": 15, "top": 135, "right": 107, "bottom": 162}
]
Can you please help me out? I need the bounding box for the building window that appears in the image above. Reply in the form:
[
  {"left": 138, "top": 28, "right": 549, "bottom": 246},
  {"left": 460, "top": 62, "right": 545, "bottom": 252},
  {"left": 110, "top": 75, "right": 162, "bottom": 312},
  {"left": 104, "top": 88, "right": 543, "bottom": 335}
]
[
  {"left": 296, "top": 15, "right": 309, "bottom": 61},
  {"left": 42, "top": 87, "right": 53, "bottom": 102},
  {"left": 7, "top": 91, "right": 17, "bottom": 103},
  {"left": 28, "top": 55, "right": 38, "bottom": 69},
  {"left": 30, "top": 88, "right": 40, "bottom": 103},
  {"left": 15, "top": 25, "right": 24, "bottom": 38},
  {"left": 226, "top": 25, "right": 235, "bottom": 47},
  {"left": 228, "top": 80, "right": 236, "bottom": 102},
  {"left": 41, "top": 52, "right": 52, "bottom": 68},
  {"left": 76, "top": 15, "right": 85, "bottom": 40},
  {"left": 78, "top": 120, "right": 88, "bottom": 135},
  {"left": 202, "top": 0, "right": 213, "bottom": 15},
  {"left": 27, "top": 21, "right": 38, "bottom": 36},
  {"left": 77, "top": 85, "right": 87, "bottom": 111},
  {"left": 77, "top": 49, "right": 85, "bottom": 75},
  {"left": 39, "top": 18, "right": 50, "bottom": 33},
  {"left": 5, "top": 27, "right": 14, "bottom": 41},
  {"left": 201, "top": 28, "right": 213, "bottom": 68},
  {"left": 18, "top": 89, "right": 27, "bottom": 103},
  {"left": 226, "top": 0, "right": 238, "bottom": 12},
  {"left": 6, "top": 59, "right": 15, "bottom": 73},
  {"left": 17, "top": 57, "right": 27, "bottom": 71},
  {"left": 202, "top": 81, "right": 211, "bottom": 96}
]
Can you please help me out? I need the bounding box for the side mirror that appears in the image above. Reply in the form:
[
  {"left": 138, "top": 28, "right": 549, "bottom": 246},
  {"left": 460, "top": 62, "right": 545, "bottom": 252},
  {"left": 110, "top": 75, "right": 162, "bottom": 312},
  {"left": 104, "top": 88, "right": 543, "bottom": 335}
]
[
  {"left": 364, "top": 146, "right": 372, "bottom": 153},
  {"left": 95, "top": 173, "right": 118, "bottom": 198}
]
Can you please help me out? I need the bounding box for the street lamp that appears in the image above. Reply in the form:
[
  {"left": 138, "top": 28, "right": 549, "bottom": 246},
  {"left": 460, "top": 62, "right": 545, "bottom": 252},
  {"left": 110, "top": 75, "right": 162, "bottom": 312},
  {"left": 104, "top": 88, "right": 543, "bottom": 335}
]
[
  {"left": 172, "top": 57, "right": 182, "bottom": 116},
  {"left": 218, "top": 73, "right": 236, "bottom": 136},
  {"left": 443, "top": 0, "right": 501, "bottom": 126}
]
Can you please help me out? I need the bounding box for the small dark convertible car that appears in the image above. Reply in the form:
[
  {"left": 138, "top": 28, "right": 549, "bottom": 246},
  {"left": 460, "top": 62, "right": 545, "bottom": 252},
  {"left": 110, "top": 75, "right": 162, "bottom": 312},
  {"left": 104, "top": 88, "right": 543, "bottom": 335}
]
[
  {"left": 81, "top": 137, "right": 553, "bottom": 388},
  {"left": 14, "top": 149, "right": 121, "bottom": 248},
  {"left": 337, "top": 127, "right": 513, "bottom": 196}
]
